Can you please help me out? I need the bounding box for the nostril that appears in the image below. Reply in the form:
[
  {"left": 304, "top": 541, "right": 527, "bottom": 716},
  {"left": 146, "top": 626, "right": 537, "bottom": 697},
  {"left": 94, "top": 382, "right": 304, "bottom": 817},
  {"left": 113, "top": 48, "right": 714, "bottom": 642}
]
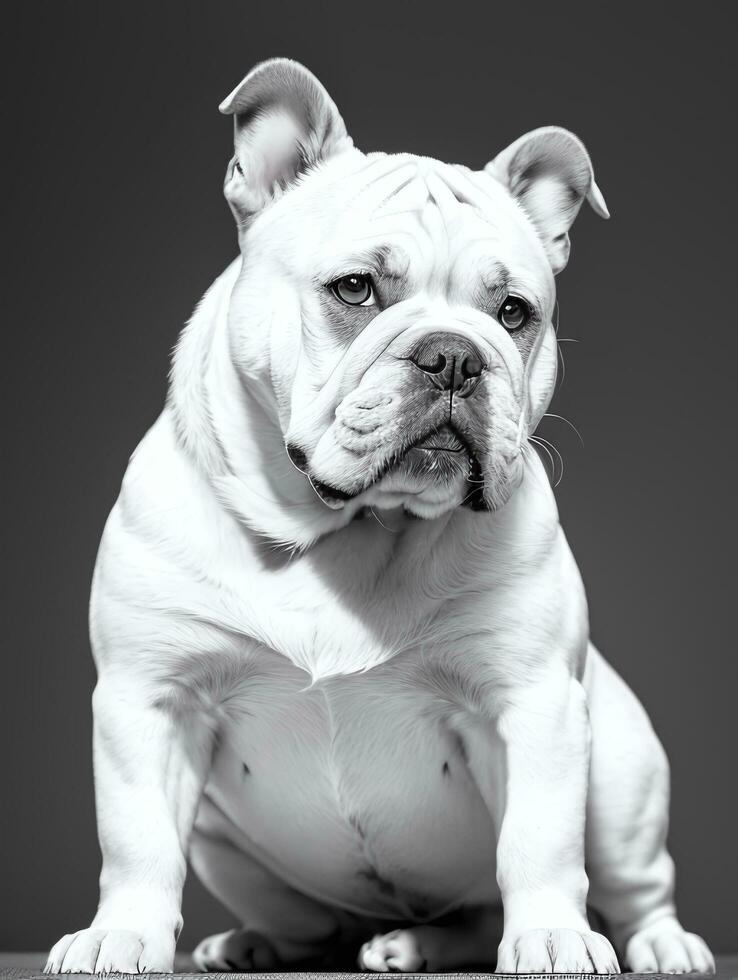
[
  {"left": 461, "top": 354, "right": 483, "bottom": 379},
  {"left": 413, "top": 352, "right": 447, "bottom": 375}
]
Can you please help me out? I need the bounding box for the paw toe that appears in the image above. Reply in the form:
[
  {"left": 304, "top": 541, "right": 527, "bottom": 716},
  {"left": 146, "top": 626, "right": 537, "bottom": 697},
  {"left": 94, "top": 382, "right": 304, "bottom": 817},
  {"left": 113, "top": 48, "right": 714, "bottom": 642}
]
[
  {"left": 683, "top": 933, "right": 716, "bottom": 974},
  {"left": 95, "top": 932, "right": 144, "bottom": 973},
  {"left": 59, "top": 930, "right": 104, "bottom": 973},
  {"left": 654, "top": 934, "right": 693, "bottom": 973},
  {"left": 45, "top": 934, "right": 77, "bottom": 974},
  {"left": 359, "top": 930, "right": 425, "bottom": 973},
  {"left": 359, "top": 937, "right": 390, "bottom": 972}
]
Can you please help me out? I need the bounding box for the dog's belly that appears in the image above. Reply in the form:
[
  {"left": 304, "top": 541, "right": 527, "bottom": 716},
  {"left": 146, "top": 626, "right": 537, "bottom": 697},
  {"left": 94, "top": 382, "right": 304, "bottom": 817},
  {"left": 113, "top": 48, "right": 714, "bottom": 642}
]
[{"left": 197, "top": 654, "right": 500, "bottom": 920}]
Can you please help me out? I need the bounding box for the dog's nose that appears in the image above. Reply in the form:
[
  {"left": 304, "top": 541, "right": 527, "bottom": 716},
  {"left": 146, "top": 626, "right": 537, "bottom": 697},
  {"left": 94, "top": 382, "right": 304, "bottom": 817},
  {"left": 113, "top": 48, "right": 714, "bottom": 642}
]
[{"left": 408, "top": 332, "right": 485, "bottom": 395}]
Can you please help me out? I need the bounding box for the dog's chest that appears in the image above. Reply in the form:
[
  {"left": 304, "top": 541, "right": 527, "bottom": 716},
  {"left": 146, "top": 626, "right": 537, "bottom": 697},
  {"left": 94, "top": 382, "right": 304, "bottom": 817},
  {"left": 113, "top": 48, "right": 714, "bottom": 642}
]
[{"left": 217, "top": 509, "right": 507, "bottom": 680}]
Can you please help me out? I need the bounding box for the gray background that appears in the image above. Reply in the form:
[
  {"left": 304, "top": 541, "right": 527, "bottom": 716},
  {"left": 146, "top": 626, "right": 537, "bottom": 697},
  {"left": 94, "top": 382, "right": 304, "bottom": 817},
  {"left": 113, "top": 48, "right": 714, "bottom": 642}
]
[{"left": 2, "top": 0, "right": 736, "bottom": 957}]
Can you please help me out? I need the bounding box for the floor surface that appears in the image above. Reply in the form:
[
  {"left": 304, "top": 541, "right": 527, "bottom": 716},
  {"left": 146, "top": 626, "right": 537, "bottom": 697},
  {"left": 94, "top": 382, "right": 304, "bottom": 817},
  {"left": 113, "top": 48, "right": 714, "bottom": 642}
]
[{"left": 1, "top": 952, "right": 736, "bottom": 980}]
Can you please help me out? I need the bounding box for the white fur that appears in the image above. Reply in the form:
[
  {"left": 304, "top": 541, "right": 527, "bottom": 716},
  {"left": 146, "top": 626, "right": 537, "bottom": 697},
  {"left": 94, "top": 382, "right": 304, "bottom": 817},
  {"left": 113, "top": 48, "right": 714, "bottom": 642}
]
[{"left": 46, "top": 61, "right": 714, "bottom": 976}]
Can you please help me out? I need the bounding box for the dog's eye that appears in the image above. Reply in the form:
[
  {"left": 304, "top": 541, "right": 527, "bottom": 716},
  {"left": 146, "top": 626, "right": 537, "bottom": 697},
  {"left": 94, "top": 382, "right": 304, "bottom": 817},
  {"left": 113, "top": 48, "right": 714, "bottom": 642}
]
[
  {"left": 330, "top": 274, "right": 375, "bottom": 307},
  {"left": 498, "top": 296, "right": 531, "bottom": 332}
]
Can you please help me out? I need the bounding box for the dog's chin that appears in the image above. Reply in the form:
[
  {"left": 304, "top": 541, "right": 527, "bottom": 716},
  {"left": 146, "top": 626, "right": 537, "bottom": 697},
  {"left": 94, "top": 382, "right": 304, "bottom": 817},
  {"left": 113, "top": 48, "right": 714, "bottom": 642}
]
[{"left": 361, "top": 432, "right": 479, "bottom": 518}]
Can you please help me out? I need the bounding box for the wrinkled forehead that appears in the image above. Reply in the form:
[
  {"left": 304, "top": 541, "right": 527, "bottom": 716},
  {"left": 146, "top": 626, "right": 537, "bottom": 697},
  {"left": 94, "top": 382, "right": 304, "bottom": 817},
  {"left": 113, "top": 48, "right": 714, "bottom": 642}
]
[{"left": 294, "top": 153, "right": 553, "bottom": 298}]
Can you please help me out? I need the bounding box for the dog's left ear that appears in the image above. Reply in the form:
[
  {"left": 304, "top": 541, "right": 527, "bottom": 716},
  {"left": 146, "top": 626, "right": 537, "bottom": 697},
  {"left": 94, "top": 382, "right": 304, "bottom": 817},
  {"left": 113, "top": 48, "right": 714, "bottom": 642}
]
[
  {"left": 219, "top": 58, "right": 353, "bottom": 224},
  {"left": 485, "top": 127, "right": 609, "bottom": 274}
]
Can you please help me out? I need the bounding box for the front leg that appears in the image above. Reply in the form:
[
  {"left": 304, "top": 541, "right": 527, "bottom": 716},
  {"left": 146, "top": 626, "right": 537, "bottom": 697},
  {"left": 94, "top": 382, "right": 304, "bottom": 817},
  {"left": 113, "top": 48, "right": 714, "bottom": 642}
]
[
  {"left": 45, "top": 672, "right": 213, "bottom": 974},
  {"left": 494, "top": 668, "right": 619, "bottom": 974}
]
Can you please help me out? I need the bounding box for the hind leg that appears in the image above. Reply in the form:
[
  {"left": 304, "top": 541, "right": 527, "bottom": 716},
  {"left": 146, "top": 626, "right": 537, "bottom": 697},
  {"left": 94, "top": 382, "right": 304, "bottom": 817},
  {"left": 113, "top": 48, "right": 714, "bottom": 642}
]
[
  {"left": 189, "top": 820, "right": 347, "bottom": 970},
  {"left": 584, "top": 645, "right": 714, "bottom": 973}
]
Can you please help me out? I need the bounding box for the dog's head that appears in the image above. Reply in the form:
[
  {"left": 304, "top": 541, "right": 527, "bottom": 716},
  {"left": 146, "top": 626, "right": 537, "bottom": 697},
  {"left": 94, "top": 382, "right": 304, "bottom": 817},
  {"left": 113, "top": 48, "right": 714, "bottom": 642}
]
[{"left": 218, "top": 59, "right": 608, "bottom": 528}]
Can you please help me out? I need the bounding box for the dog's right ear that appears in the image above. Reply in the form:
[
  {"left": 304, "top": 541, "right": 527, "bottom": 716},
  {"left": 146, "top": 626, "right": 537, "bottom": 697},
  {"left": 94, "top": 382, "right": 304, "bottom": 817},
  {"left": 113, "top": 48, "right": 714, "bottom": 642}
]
[{"left": 219, "top": 58, "right": 353, "bottom": 225}]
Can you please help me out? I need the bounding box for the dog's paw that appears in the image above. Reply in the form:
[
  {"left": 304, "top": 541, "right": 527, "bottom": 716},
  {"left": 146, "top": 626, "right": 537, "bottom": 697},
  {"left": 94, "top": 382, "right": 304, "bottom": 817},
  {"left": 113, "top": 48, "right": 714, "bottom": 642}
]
[
  {"left": 192, "top": 929, "right": 281, "bottom": 972},
  {"left": 496, "top": 927, "right": 619, "bottom": 974},
  {"left": 44, "top": 927, "right": 175, "bottom": 974},
  {"left": 625, "top": 917, "right": 715, "bottom": 974},
  {"left": 358, "top": 929, "right": 428, "bottom": 972}
]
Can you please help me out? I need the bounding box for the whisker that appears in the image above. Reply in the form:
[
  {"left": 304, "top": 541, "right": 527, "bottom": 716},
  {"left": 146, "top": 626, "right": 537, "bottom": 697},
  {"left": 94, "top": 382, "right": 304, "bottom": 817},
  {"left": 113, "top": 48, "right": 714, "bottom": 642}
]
[
  {"left": 552, "top": 300, "right": 581, "bottom": 391},
  {"left": 533, "top": 434, "right": 565, "bottom": 487},
  {"left": 285, "top": 451, "right": 308, "bottom": 476},
  {"left": 369, "top": 506, "right": 399, "bottom": 533},
  {"left": 457, "top": 466, "right": 489, "bottom": 507},
  {"left": 459, "top": 483, "right": 485, "bottom": 507},
  {"left": 529, "top": 435, "right": 556, "bottom": 482},
  {"left": 556, "top": 339, "right": 566, "bottom": 388},
  {"left": 522, "top": 442, "right": 551, "bottom": 491},
  {"left": 543, "top": 412, "right": 584, "bottom": 446}
]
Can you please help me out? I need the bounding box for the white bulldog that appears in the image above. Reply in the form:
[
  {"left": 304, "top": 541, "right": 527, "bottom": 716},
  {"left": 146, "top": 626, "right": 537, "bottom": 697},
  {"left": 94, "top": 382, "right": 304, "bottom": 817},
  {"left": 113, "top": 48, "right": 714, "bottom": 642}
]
[{"left": 46, "top": 59, "right": 715, "bottom": 975}]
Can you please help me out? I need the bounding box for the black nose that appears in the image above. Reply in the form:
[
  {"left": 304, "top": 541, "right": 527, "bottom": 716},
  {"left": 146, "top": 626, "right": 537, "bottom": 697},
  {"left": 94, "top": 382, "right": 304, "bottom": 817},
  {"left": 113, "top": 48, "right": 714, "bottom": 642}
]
[{"left": 408, "top": 332, "right": 485, "bottom": 395}]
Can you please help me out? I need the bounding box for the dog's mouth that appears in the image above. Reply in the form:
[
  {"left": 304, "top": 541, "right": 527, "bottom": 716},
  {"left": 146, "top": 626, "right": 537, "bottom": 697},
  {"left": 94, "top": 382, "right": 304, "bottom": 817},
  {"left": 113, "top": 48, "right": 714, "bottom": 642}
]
[
  {"left": 310, "top": 424, "right": 487, "bottom": 512},
  {"left": 412, "top": 425, "right": 467, "bottom": 454}
]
